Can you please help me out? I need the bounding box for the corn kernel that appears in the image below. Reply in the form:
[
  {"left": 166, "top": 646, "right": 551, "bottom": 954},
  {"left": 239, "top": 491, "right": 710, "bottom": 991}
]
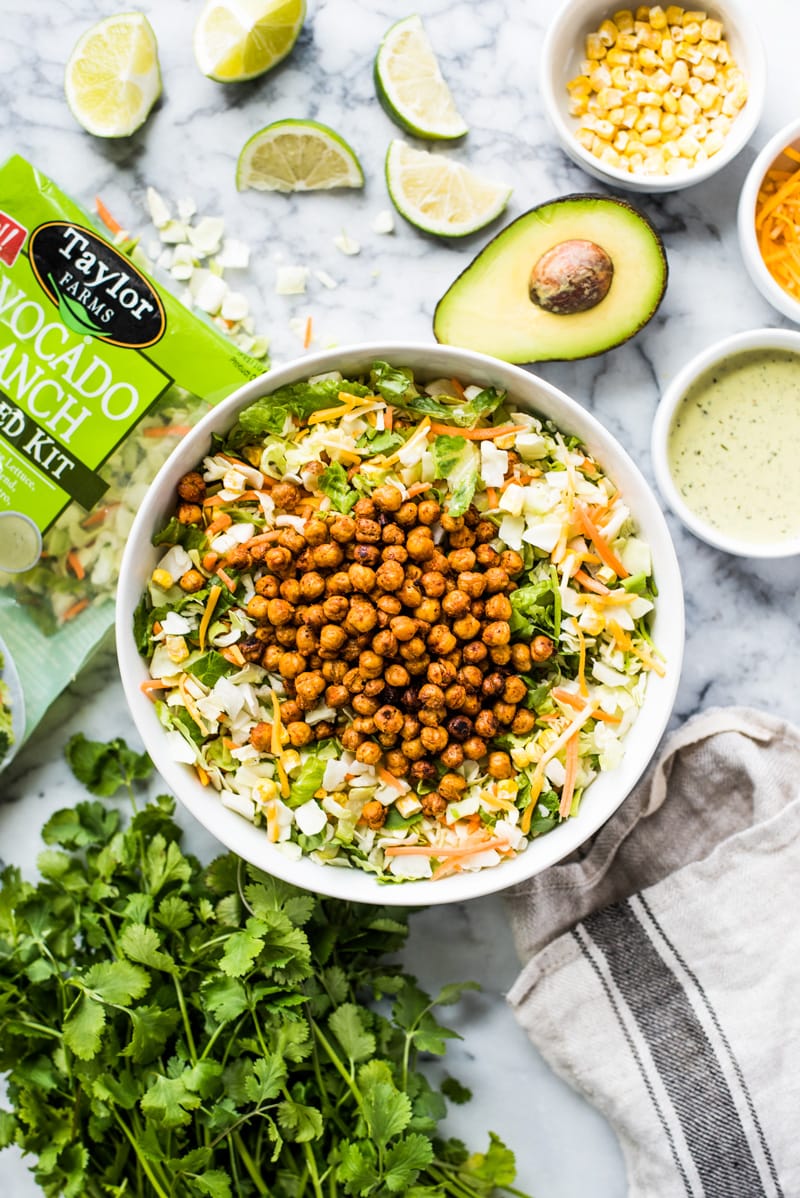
[
  {"left": 610, "top": 64, "right": 630, "bottom": 86},
  {"left": 614, "top": 8, "right": 635, "bottom": 31},
  {"left": 617, "top": 31, "right": 638, "bottom": 50},
  {"left": 716, "top": 40, "right": 730, "bottom": 64},
  {"left": 649, "top": 5, "right": 668, "bottom": 28},
  {"left": 682, "top": 9, "right": 706, "bottom": 22},
  {"left": 696, "top": 81, "right": 719, "bottom": 108},
  {"left": 682, "top": 20, "right": 701, "bottom": 43},
  {"left": 166, "top": 635, "right": 189, "bottom": 664},
  {"left": 665, "top": 157, "right": 688, "bottom": 173},
  {"left": 622, "top": 103, "right": 639, "bottom": 126},
  {"left": 661, "top": 37, "right": 676, "bottom": 62},
  {"left": 567, "top": 74, "right": 593, "bottom": 95},
  {"left": 586, "top": 32, "right": 607, "bottom": 58},
  {"left": 677, "top": 132, "right": 701, "bottom": 156},
  {"left": 662, "top": 89, "right": 679, "bottom": 112},
  {"left": 698, "top": 39, "right": 718, "bottom": 60},
  {"left": 614, "top": 129, "right": 631, "bottom": 150},
  {"left": 597, "top": 86, "right": 625, "bottom": 108},
  {"left": 594, "top": 118, "right": 616, "bottom": 139},
  {"left": 599, "top": 145, "right": 622, "bottom": 166},
  {"left": 693, "top": 57, "right": 716, "bottom": 81},
  {"left": 650, "top": 68, "right": 672, "bottom": 92},
  {"left": 660, "top": 111, "right": 678, "bottom": 133},
  {"left": 638, "top": 25, "right": 663, "bottom": 49},
  {"left": 629, "top": 151, "right": 645, "bottom": 170},
  {"left": 569, "top": 96, "right": 589, "bottom": 116},
  {"left": 590, "top": 63, "right": 613, "bottom": 88},
  {"left": 701, "top": 17, "right": 722, "bottom": 39},
  {"left": 665, "top": 4, "right": 683, "bottom": 21},
  {"left": 635, "top": 5, "right": 650, "bottom": 19},
  {"left": 670, "top": 24, "right": 684, "bottom": 42},
  {"left": 644, "top": 150, "right": 666, "bottom": 171},
  {"left": 608, "top": 105, "right": 626, "bottom": 124},
  {"left": 598, "top": 18, "right": 619, "bottom": 45},
  {"left": 677, "top": 43, "right": 702, "bottom": 63},
  {"left": 591, "top": 134, "right": 608, "bottom": 155},
  {"left": 641, "top": 127, "right": 662, "bottom": 144},
  {"left": 151, "top": 568, "right": 173, "bottom": 590},
  {"left": 576, "top": 127, "right": 595, "bottom": 150},
  {"left": 687, "top": 75, "right": 702, "bottom": 94},
  {"left": 704, "top": 129, "right": 725, "bottom": 155},
  {"left": 671, "top": 58, "right": 689, "bottom": 85},
  {"left": 678, "top": 92, "right": 700, "bottom": 116},
  {"left": 662, "top": 139, "right": 680, "bottom": 157},
  {"left": 607, "top": 49, "right": 633, "bottom": 68}
]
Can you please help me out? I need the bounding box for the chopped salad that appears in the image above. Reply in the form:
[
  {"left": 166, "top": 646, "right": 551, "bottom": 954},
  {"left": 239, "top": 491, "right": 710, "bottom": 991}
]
[
  {"left": 135, "top": 361, "right": 663, "bottom": 882},
  {"left": 0, "top": 649, "right": 13, "bottom": 762}
]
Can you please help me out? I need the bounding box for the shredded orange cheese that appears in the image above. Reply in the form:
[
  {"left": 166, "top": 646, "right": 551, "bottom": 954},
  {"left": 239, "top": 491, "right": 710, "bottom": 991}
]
[{"left": 756, "top": 146, "right": 800, "bottom": 298}]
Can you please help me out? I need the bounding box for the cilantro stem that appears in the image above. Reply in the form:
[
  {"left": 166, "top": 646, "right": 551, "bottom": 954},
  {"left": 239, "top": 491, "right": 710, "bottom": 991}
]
[
  {"left": 172, "top": 974, "right": 198, "bottom": 1064},
  {"left": 113, "top": 1112, "right": 170, "bottom": 1198},
  {"left": 302, "top": 1142, "right": 324, "bottom": 1198},
  {"left": 309, "top": 1018, "right": 363, "bottom": 1111},
  {"left": 233, "top": 1130, "right": 269, "bottom": 1196}
]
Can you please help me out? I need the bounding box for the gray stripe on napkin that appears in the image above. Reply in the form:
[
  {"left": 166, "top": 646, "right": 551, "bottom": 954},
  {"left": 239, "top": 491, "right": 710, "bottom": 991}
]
[
  {"left": 584, "top": 899, "right": 767, "bottom": 1198},
  {"left": 635, "top": 893, "right": 784, "bottom": 1198}
]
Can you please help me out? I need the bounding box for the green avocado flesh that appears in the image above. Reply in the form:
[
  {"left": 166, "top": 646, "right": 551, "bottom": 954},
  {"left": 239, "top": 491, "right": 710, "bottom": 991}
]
[{"left": 433, "top": 194, "right": 668, "bottom": 363}]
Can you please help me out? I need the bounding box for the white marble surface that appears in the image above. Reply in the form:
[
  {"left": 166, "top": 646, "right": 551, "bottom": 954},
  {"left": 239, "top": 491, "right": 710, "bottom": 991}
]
[{"left": 2, "top": 0, "right": 800, "bottom": 1193}]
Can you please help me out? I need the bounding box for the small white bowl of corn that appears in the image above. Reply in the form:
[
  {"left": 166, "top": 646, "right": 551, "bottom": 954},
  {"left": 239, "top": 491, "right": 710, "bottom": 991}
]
[{"left": 540, "top": 0, "right": 765, "bottom": 193}]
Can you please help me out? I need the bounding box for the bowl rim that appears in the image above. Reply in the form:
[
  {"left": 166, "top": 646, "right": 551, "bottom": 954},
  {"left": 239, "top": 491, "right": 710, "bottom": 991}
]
[
  {"left": 539, "top": 0, "right": 766, "bottom": 194},
  {"left": 117, "top": 340, "right": 684, "bottom": 905},
  {"left": 737, "top": 115, "right": 800, "bottom": 324},
  {"left": 651, "top": 326, "right": 800, "bottom": 557}
]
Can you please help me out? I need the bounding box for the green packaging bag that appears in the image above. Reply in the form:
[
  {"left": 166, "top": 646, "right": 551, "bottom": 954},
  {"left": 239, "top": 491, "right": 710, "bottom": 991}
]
[{"left": 0, "top": 155, "right": 265, "bottom": 765}]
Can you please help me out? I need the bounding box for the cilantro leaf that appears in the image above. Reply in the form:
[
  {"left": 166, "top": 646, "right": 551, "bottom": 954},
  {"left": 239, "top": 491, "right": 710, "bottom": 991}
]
[
  {"left": 277, "top": 1099, "right": 323, "bottom": 1142},
  {"left": 65, "top": 733, "right": 152, "bottom": 797},
  {"left": 119, "top": 923, "right": 177, "bottom": 976},
  {"left": 82, "top": 959, "right": 151, "bottom": 1005},
  {"left": 383, "top": 1132, "right": 434, "bottom": 1192},
  {"left": 329, "top": 1002, "right": 376, "bottom": 1063},
  {"left": 358, "top": 1060, "right": 412, "bottom": 1146},
  {"left": 63, "top": 994, "right": 106, "bottom": 1060},
  {"left": 141, "top": 1072, "right": 202, "bottom": 1129}
]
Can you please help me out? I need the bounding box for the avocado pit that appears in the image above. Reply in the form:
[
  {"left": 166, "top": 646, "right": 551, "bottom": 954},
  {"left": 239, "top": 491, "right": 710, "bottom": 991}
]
[{"left": 529, "top": 238, "right": 614, "bottom": 315}]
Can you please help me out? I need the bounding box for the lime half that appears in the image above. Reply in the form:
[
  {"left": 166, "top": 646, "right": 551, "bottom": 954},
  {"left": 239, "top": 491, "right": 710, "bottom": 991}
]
[
  {"left": 194, "top": 0, "right": 305, "bottom": 83},
  {"left": 374, "top": 14, "right": 468, "bottom": 140},
  {"left": 385, "top": 140, "right": 511, "bottom": 238},
  {"left": 237, "top": 120, "right": 364, "bottom": 192},
  {"left": 65, "top": 12, "right": 161, "bottom": 138}
]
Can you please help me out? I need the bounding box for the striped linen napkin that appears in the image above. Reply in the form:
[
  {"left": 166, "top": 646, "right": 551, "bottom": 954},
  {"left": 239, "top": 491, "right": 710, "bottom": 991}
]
[{"left": 506, "top": 707, "right": 799, "bottom": 1198}]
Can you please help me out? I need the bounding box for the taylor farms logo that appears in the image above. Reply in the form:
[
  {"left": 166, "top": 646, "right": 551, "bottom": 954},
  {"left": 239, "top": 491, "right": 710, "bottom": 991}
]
[{"left": 28, "top": 221, "right": 166, "bottom": 349}]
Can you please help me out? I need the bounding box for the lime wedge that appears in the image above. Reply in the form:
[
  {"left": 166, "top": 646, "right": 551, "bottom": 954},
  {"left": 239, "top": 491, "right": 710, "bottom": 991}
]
[
  {"left": 374, "top": 14, "right": 468, "bottom": 140},
  {"left": 64, "top": 12, "right": 161, "bottom": 138},
  {"left": 193, "top": 0, "right": 305, "bottom": 83},
  {"left": 237, "top": 120, "right": 364, "bottom": 192},
  {"left": 385, "top": 140, "right": 511, "bottom": 238}
]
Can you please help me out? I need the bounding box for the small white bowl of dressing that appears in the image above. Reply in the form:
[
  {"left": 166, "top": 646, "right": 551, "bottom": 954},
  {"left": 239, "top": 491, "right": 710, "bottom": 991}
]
[{"left": 652, "top": 327, "right": 800, "bottom": 557}]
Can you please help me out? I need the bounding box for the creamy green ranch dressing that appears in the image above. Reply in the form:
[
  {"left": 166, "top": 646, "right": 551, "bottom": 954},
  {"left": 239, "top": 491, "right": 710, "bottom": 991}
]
[{"left": 667, "top": 349, "right": 800, "bottom": 544}]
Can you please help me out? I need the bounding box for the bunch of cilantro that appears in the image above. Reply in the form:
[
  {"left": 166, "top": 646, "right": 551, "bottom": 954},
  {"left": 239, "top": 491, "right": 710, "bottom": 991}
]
[{"left": 0, "top": 736, "right": 532, "bottom": 1198}]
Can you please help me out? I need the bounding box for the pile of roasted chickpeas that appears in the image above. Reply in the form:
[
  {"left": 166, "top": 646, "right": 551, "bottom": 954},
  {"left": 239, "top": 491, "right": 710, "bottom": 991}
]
[{"left": 179, "top": 473, "right": 555, "bottom": 823}]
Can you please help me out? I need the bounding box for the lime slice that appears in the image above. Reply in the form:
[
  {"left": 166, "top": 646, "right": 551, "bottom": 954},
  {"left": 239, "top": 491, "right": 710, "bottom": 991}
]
[
  {"left": 193, "top": 0, "right": 305, "bottom": 83},
  {"left": 374, "top": 14, "right": 468, "bottom": 140},
  {"left": 64, "top": 12, "right": 161, "bottom": 138},
  {"left": 237, "top": 120, "right": 364, "bottom": 192},
  {"left": 385, "top": 140, "right": 511, "bottom": 238}
]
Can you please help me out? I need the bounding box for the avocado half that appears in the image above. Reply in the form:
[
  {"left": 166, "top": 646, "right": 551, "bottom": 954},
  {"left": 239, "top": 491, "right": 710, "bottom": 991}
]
[{"left": 433, "top": 194, "right": 668, "bottom": 363}]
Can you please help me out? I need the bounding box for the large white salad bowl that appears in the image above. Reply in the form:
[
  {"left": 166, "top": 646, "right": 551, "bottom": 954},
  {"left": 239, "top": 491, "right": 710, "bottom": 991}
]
[{"left": 117, "top": 342, "right": 684, "bottom": 905}]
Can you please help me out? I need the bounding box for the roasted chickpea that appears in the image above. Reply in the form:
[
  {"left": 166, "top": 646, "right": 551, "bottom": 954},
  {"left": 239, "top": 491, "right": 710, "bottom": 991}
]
[
  {"left": 270, "top": 482, "right": 300, "bottom": 510},
  {"left": 474, "top": 710, "right": 499, "bottom": 739},
  {"left": 396, "top": 501, "right": 418, "bottom": 527},
  {"left": 421, "top": 570, "right": 447, "bottom": 598},
  {"left": 406, "top": 530, "right": 435, "bottom": 562},
  {"left": 427, "top": 659, "right": 457, "bottom": 688},
  {"left": 531, "top": 635, "right": 555, "bottom": 662},
  {"left": 279, "top": 701, "right": 302, "bottom": 725},
  {"left": 375, "top": 594, "right": 401, "bottom": 616},
  {"left": 396, "top": 582, "right": 423, "bottom": 608},
  {"left": 417, "top": 498, "right": 442, "bottom": 525},
  {"left": 303, "top": 519, "right": 328, "bottom": 547},
  {"left": 311, "top": 543, "right": 342, "bottom": 570},
  {"left": 353, "top": 694, "right": 381, "bottom": 719},
  {"left": 376, "top": 560, "right": 405, "bottom": 592},
  {"left": 278, "top": 528, "right": 305, "bottom": 555},
  {"left": 382, "top": 545, "right": 408, "bottom": 566},
  {"left": 485, "top": 593, "right": 513, "bottom": 621},
  {"left": 418, "top": 683, "right": 445, "bottom": 710},
  {"left": 401, "top": 737, "right": 425, "bottom": 761},
  {"left": 276, "top": 627, "right": 298, "bottom": 647},
  {"left": 353, "top": 497, "right": 376, "bottom": 519},
  {"left": 240, "top": 637, "right": 264, "bottom": 662},
  {"left": 420, "top": 725, "right": 448, "bottom": 753},
  {"left": 488, "top": 751, "right": 514, "bottom": 779},
  {"left": 322, "top": 595, "right": 349, "bottom": 623},
  {"left": 414, "top": 598, "right": 441, "bottom": 624},
  {"left": 322, "top": 660, "right": 347, "bottom": 683},
  {"left": 421, "top": 792, "right": 448, "bottom": 819},
  {"left": 386, "top": 663, "right": 410, "bottom": 688},
  {"left": 405, "top": 654, "right": 431, "bottom": 677},
  {"left": 499, "top": 550, "right": 524, "bottom": 577},
  {"left": 503, "top": 675, "right": 527, "bottom": 704},
  {"left": 443, "top": 682, "right": 466, "bottom": 709},
  {"left": 177, "top": 501, "right": 202, "bottom": 525},
  {"left": 286, "top": 721, "right": 313, "bottom": 748},
  {"left": 462, "top": 640, "right": 488, "bottom": 665},
  {"left": 490, "top": 645, "right": 512, "bottom": 666},
  {"left": 374, "top": 705, "right": 404, "bottom": 735},
  {"left": 295, "top": 671, "right": 326, "bottom": 706},
  {"left": 438, "top": 773, "right": 468, "bottom": 802},
  {"left": 399, "top": 636, "right": 427, "bottom": 661},
  {"left": 366, "top": 630, "right": 393, "bottom": 660},
  {"left": 353, "top": 716, "right": 376, "bottom": 735},
  {"left": 342, "top": 667, "right": 364, "bottom": 692},
  {"left": 356, "top": 741, "right": 382, "bottom": 766},
  {"left": 410, "top": 760, "right": 438, "bottom": 784},
  {"left": 324, "top": 572, "right": 351, "bottom": 597},
  {"left": 246, "top": 595, "right": 271, "bottom": 623},
  {"left": 402, "top": 715, "right": 421, "bottom": 740},
  {"left": 294, "top": 548, "right": 315, "bottom": 572},
  {"left": 442, "top": 589, "right": 470, "bottom": 618},
  {"left": 458, "top": 665, "right": 483, "bottom": 690},
  {"left": 493, "top": 701, "right": 517, "bottom": 725},
  {"left": 255, "top": 574, "right": 279, "bottom": 599},
  {"left": 462, "top": 735, "right": 487, "bottom": 761},
  {"left": 346, "top": 601, "right": 378, "bottom": 633},
  {"left": 341, "top": 727, "right": 364, "bottom": 751},
  {"left": 279, "top": 652, "right": 307, "bottom": 679},
  {"left": 318, "top": 625, "right": 345, "bottom": 654},
  {"left": 355, "top": 518, "right": 382, "bottom": 544},
  {"left": 382, "top": 525, "right": 406, "bottom": 547},
  {"left": 441, "top": 742, "right": 464, "bottom": 769},
  {"left": 405, "top": 563, "right": 423, "bottom": 582},
  {"left": 276, "top": 578, "right": 299, "bottom": 605},
  {"left": 483, "top": 620, "right": 511, "bottom": 647},
  {"left": 359, "top": 650, "right": 384, "bottom": 679},
  {"left": 249, "top": 721, "right": 272, "bottom": 752},
  {"left": 474, "top": 519, "right": 496, "bottom": 543},
  {"left": 265, "top": 546, "right": 293, "bottom": 575},
  {"left": 446, "top": 715, "right": 472, "bottom": 743},
  {"left": 462, "top": 694, "right": 482, "bottom": 716},
  {"left": 448, "top": 526, "right": 476, "bottom": 549},
  {"left": 512, "top": 709, "right": 536, "bottom": 735},
  {"left": 372, "top": 484, "right": 403, "bottom": 512},
  {"left": 299, "top": 572, "right": 326, "bottom": 601},
  {"left": 453, "top": 614, "right": 481, "bottom": 641},
  {"left": 177, "top": 470, "right": 205, "bottom": 502},
  {"left": 449, "top": 548, "right": 476, "bottom": 573},
  {"left": 384, "top": 750, "right": 410, "bottom": 776},
  {"left": 484, "top": 567, "right": 510, "bottom": 594},
  {"left": 357, "top": 798, "right": 385, "bottom": 829},
  {"left": 348, "top": 563, "right": 376, "bottom": 593},
  {"left": 330, "top": 515, "right": 356, "bottom": 542},
  {"left": 390, "top": 615, "right": 417, "bottom": 642},
  {"left": 511, "top": 642, "right": 533, "bottom": 672},
  {"left": 304, "top": 604, "right": 326, "bottom": 630},
  {"left": 265, "top": 598, "right": 292, "bottom": 626},
  {"left": 352, "top": 543, "right": 381, "bottom": 567}
]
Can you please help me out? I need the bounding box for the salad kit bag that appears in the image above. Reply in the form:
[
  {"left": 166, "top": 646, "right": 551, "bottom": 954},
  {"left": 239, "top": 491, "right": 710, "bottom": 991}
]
[
  {"left": 506, "top": 707, "right": 799, "bottom": 1197},
  {"left": 0, "top": 155, "right": 264, "bottom": 770}
]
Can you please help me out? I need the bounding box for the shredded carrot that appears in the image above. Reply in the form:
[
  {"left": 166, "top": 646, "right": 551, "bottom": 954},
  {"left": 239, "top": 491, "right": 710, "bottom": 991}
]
[
  {"left": 202, "top": 494, "right": 226, "bottom": 508},
  {"left": 552, "top": 687, "right": 621, "bottom": 724},
  {"left": 152, "top": 621, "right": 162, "bottom": 635},
  {"left": 559, "top": 733, "right": 580, "bottom": 819},
  {"left": 384, "top": 405, "right": 394, "bottom": 432},
  {"left": 382, "top": 837, "right": 511, "bottom": 859},
  {"left": 221, "top": 645, "right": 246, "bottom": 668},
  {"left": 81, "top": 503, "right": 120, "bottom": 529},
  {"left": 608, "top": 619, "right": 667, "bottom": 678},
  {"left": 195, "top": 765, "right": 210, "bottom": 786},
  {"left": 142, "top": 424, "right": 192, "bottom": 438},
  {"left": 405, "top": 481, "right": 432, "bottom": 499},
  {"left": 60, "top": 597, "right": 90, "bottom": 622},
  {"left": 574, "top": 501, "right": 629, "bottom": 578},
  {"left": 574, "top": 567, "right": 610, "bottom": 595},
  {"left": 205, "top": 511, "right": 232, "bottom": 536},
  {"left": 179, "top": 678, "right": 208, "bottom": 735},
  {"left": 485, "top": 486, "right": 498, "bottom": 508},
  {"left": 755, "top": 150, "right": 800, "bottom": 296},
  {"left": 95, "top": 196, "right": 122, "bottom": 235},
  {"left": 303, "top": 316, "right": 313, "bottom": 349},
  {"left": 428, "top": 421, "right": 525, "bottom": 440},
  {"left": 450, "top": 376, "right": 466, "bottom": 399},
  {"left": 140, "top": 678, "right": 173, "bottom": 698},
  {"left": 199, "top": 584, "right": 222, "bottom": 650},
  {"left": 270, "top": 691, "right": 291, "bottom": 798},
  {"left": 66, "top": 549, "right": 85, "bottom": 581},
  {"left": 520, "top": 701, "right": 599, "bottom": 834},
  {"left": 378, "top": 767, "right": 405, "bottom": 792},
  {"left": 242, "top": 531, "right": 280, "bottom": 549},
  {"left": 202, "top": 551, "right": 219, "bottom": 572},
  {"left": 216, "top": 567, "right": 236, "bottom": 593}
]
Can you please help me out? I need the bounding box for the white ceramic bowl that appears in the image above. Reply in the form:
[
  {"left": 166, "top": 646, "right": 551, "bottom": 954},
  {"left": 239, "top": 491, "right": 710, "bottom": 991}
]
[
  {"left": 117, "top": 342, "right": 684, "bottom": 905},
  {"left": 738, "top": 117, "right": 800, "bottom": 323},
  {"left": 540, "top": 0, "right": 765, "bottom": 194},
  {"left": 651, "top": 326, "right": 800, "bottom": 556}
]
